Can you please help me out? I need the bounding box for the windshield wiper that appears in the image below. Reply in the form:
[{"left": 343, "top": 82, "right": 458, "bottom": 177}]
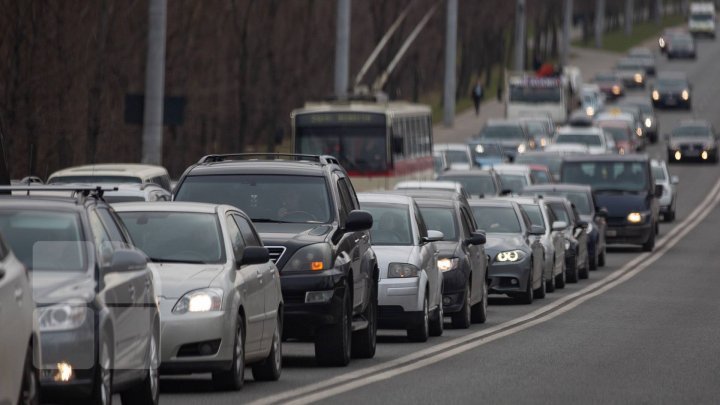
[
  {"left": 594, "top": 188, "right": 639, "bottom": 194},
  {"left": 251, "top": 218, "right": 295, "bottom": 224},
  {"left": 149, "top": 258, "right": 207, "bottom": 264}
]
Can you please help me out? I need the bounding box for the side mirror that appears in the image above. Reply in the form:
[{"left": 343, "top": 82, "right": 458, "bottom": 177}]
[
  {"left": 597, "top": 207, "right": 609, "bottom": 218},
  {"left": 109, "top": 249, "right": 148, "bottom": 273},
  {"left": 423, "top": 230, "right": 444, "bottom": 243},
  {"left": 654, "top": 184, "right": 664, "bottom": 197},
  {"left": 529, "top": 225, "right": 545, "bottom": 235},
  {"left": 239, "top": 246, "right": 270, "bottom": 266},
  {"left": 670, "top": 175, "right": 679, "bottom": 185},
  {"left": 465, "top": 231, "right": 486, "bottom": 245},
  {"left": 551, "top": 221, "right": 568, "bottom": 231},
  {"left": 345, "top": 210, "right": 373, "bottom": 232}
]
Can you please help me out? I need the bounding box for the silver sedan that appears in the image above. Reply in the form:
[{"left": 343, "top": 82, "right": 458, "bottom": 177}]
[
  {"left": 652, "top": 159, "right": 679, "bottom": 221},
  {"left": 115, "top": 202, "right": 283, "bottom": 390},
  {"left": 359, "top": 193, "right": 444, "bottom": 342}
]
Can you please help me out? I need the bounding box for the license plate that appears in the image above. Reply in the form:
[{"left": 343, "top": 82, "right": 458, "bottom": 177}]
[
  {"left": 606, "top": 230, "right": 617, "bottom": 237},
  {"left": 666, "top": 98, "right": 677, "bottom": 105}
]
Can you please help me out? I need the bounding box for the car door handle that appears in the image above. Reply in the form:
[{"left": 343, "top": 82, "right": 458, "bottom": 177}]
[
  {"left": 14, "top": 287, "right": 23, "bottom": 303},
  {"left": 256, "top": 269, "right": 263, "bottom": 283},
  {"left": 128, "top": 285, "right": 135, "bottom": 300}
]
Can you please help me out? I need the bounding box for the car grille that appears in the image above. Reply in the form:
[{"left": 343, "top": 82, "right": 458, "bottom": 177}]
[
  {"left": 606, "top": 216, "right": 627, "bottom": 226},
  {"left": 680, "top": 143, "right": 704, "bottom": 151},
  {"left": 266, "top": 246, "right": 286, "bottom": 264}
]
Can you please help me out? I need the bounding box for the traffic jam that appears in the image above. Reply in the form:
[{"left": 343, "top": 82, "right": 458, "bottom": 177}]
[{"left": 1, "top": 4, "right": 718, "bottom": 405}]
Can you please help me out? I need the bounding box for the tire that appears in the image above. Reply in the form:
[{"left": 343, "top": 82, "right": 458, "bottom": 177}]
[
  {"left": 470, "top": 281, "right": 488, "bottom": 324},
  {"left": 598, "top": 244, "right": 606, "bottom": 267},
  {"left": 121, "top": 326, "right": 159, "bottom": 405},
  {"left": 315, "top": 287, "right": 351, "bottom": 366},
  {"left": 429, "top": 294, "right": 444, "bottom": 337},
  {"left": 589, "top": 248, "right": 598, "bottom": 270},
  {"left": 18, "top": 343, "right": 39, "bottom": 405},
  {"left": 213, "top": 315, "right": 245, "bottom": 390},
  {"left": 579, "top": 253, "right": 589, "bottom": 280},
  {"left": 351, "top": 282, "right": 377, "bottom": 359},
  {"left": 546, "top": 265, "right": 556, "bottom": 293},
  {"left": 451, "top": 285, "right": 471, "bottom": 329},
  {"left": 555, "top": 260, "right": 566, "bottom": 289},
  {"left": 516, "top": 269, "right": 534, "bottom": 305},
  {"left": 666, "top": 209, "right": 676, "bottom": 222},
  {"left": 90, "top": 338, "right": 113, "bottom": 405},
  {"left": 252, "top": 314, "right": 282, "bottom": 381},
  {"left": 534, "top": 273, "right": 546, "bottom": 299},
  {"left": 642, "top": 226, "right": 656, "bottom": 252},
  {"left": 407, "top": 295, "right": 429, "bottom": 342},
  {"left": 566, "top": 257, "right": 579, "bottom": 283}
]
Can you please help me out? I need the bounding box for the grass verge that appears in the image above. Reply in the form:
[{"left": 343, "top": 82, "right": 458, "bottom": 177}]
[{"left": 573, "top": 13, "right": 685, "bottom": 53}]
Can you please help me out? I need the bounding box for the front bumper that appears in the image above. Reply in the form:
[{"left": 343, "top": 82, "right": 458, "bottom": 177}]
[
  {"left": 605, "top": 223, "right": 653, "bottom": 245},
  {"left": 39, "top": 325, "right": 97, "bottom": 398},
  {"left": 280, "top": 269, "right": 347, "bottom": 339},
  {"left": 487, "top": 257, "right": 531, "bottom": 294},
  {"left": 653, "top": 95, "right": 690, "bottom": 108},
  {"left": 377, "top": 277, "right": 423, "bottom": 329},
  {"left": 441, "top": 266, "right": 469, "bottom": 313}
]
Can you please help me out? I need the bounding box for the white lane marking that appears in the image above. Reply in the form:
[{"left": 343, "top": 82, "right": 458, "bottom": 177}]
[{"left": 253, "top": 177, "right": 720, "bottom": 405}]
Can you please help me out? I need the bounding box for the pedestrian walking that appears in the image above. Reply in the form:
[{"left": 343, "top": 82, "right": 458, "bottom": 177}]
[{"left": 472, "top": 80, "right": 484, "bottom": 116}]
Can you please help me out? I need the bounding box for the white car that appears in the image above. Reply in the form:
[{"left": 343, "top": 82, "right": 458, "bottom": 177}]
[
  {"left": 0, "top": 235, "right": 39, "bottom": 405},
  {"left": 359, "top": 193, "right": 445, "bottom": 341},
  {"left": 433, "top": 144, "right": 473, "bottom": 171},
  {"left": 100, "top": 183, "right": 172, "bottom": 203},
  {"left": 115, "top": 202, "right": 283, "bottom": 390},
  {"left": 553, "top": 126, "right": 616, "bottom": 154},
  {"left": 491, "top": 164, "right": 533, "bottom": 195},
  {"left": 395, "top": 180, "right": 469, "bottom": 199},
  {"left": 47, "top": 163, "right": 172, "bottom": 192},
  {"left": 651, "top": 159, "right": 679, "bottom": 222}
]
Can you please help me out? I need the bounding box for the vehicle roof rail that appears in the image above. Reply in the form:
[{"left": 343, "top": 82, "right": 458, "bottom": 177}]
[
  {"left": 197, "top": 153, "right": 341, "bottom": 166},
  {"left": 0, "top": 185, "right": 118, "bottom": 203}
]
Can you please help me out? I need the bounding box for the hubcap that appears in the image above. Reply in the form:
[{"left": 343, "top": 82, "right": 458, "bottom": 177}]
[
  {"left": 273, "top": 326, "right": 281, "bottom": 370},
  {"left": 100, "top": 343, "right": 111, "bottom": 405},
  {"left": 235, "top": 326, "right": 243, "bottom": 374},
  {"left": 149, "top": 335, "right": 159, "bottom": 400}
]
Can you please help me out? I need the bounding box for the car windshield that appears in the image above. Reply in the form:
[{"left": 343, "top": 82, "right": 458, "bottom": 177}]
[
  {"left": 524, "top": 122, "right": 548, "bottom": 136},
  {"left": 48, "top": 175, "right": 142, "bottom": 184},
  {"left": 515, "top": 155, "right": 562, "bottom": 178},
  {"left": 509, "top": 84, "right": 562, "bottom": 103},
  {"left": 657, "top": 78, "right": 688, "bottom": 89},
  {"left": 652, "top": 166, "right": 667, "bottom": 181},
  {"left": 295, "top": 125, "right": 388, "bottom": 172},
  {"left": 444, "top": 150, "right": 470, "bottom": 164},
  {"left": 691, "top": 13, "right": 714, "bottom": 21},
  {"left": 471, "top": 143, "right": 504, "bottom": 157},
  {"left": 0, "top": 210, "right": 86, "bottom": 271},
  {"left": 118, "top": 212, "right": 225, "bottom": 264},
  {"left": 555, "top": 133, "right": 603, "bottom": 146},
  {"left": 520, "top": 204, "right": 545, "bottom": 228},
  {"left": 672, "top": 125, "right": 711, "bottom": 137},
  {"left": 437, "top": 175, "right": 497, "bottom": 197},
  {"left": 362, "top": 203, "right": 413, "bottom": 246},
  {"left": 595, "top": 74, "right": 616, "bottom": 82},
  {"left": 175, "top": 175, "right": 332, "bottom": 224},
  {"left": 561, "top": 161, "right": 649, "bottom": 192},
  {"left": 471, "top": 206, "right": 522, "bottom": 233},
  {"left": 418, "top": 206, "right": 458, "bottom": 241},
  {"left": 603, "top": 127, "right": 630, "bottom": 142},
  {"left": 479, "top": 125, "right": 525, "bottom": 140},
  {"left": 498, "top": 174, "right": 528, "bottom": 194}
]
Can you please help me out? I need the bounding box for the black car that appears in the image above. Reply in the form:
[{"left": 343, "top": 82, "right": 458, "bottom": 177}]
[
  {"left": 619, "top": 97, "right": 659, "bottom": 143},
  {"left": 666, "top": 35, "right": 696, "bottom": 59},
  {"left": 411, "top": 193, "right": 488, "bottom": 328},
  {"left": 666, "top": 120, "right": 719, "bottom": 163},
  {"left": 522, "top": 184, "right": 607, "bottom": 271},
  {"left": 651, "top": 72, "right": 692, "bottom": 110},
  {"left": 627, "top": 47, "right": 657, "bottom": 76},
  {"left": 473, "top": 120, "right": 535, "bottom": 162},
  {"left": 0, "top": 186, "right": 160, "bottom": 405},
  {"left": 436, "top": 169, "right": 502, "bottom": 198},
  {"left": 173, "top": 154, "right": 378, "bottom": 367},
  {"left": 560, "top": 155, "right": 661, "bottom": 251},
  {"left": 542, "top": 196, "right": 591, "bottom": 281}
]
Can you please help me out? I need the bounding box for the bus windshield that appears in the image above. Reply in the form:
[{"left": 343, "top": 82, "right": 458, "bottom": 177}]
[
  {"left": 509, "top": 84, "right": 562, "bottom": 103},
  {"left": 296, "top": 126, "right": 387, "bottom": 172}
]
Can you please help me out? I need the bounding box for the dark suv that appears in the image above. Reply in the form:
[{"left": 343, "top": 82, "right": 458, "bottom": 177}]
[
  {"left": 173, "top": 154, "right": 378, "bottom": 366},
  {"left": 0, "top": 186, "right": 160, "bottom": 405}
]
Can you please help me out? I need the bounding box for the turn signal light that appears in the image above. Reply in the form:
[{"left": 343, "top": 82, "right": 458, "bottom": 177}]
[{"left": 311, "top": 261, "right": 324, "bottom": 271}]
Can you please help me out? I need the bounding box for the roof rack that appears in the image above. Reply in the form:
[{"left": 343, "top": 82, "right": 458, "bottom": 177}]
[
  {"left": 0, "top": 186, "right": 119, "bottom": 202},
  {"left": 197, "top": 153, "right": 341, "bottom": 166}
]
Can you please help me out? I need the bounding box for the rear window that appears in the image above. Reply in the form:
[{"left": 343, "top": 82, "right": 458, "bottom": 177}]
[
  {"left": 437, "top": 175, "right": 497, "bottom": 197},
  {"left": 555, "top": 133, "right": 603, "bottom": 146}
]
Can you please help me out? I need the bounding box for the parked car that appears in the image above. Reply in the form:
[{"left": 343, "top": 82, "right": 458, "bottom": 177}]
[
  {"left": 474, "top": 119, "right": 535, "bottom": 161},
  {"left": 414, "top": 193, "right": 488, "bottom": 328},
  {"left": 436, "top": 169, "right": 502, "bottom": 198},
  {"left": 523, "top": 184, "right": 607, "bottom": 271},
  {"left": 173, "top": 154, "right": 378, "bottom": 367},
  {"left": 468, "top": 199, "right": 545, "bottom": 304},
  {"left": 47, "top": 163, "right": 172, "bottom": 192},
  {"left": 513, "top": 197, "right": 567, "bottom": 292},
  {"left": 554, "top": 126, "right": 616, "bottom": 154},
  {"left": 542, "top": 196, "right": 591, "bottom": 280},
  {"left": 0, "top": 186, "right": 160, "bottom": 404},
  {"left": 560, "top": 154, "right": 660, "bottom": 251},
  {"left": 0, "top": 233, "right": 40, "bottom": 405},
  {"left": 433, "top": 144, "right": 473, "bottom": 171},
  {"left": 666, "top": 120, "right": 719, "bottom": 163},
  {"left": 652, "top": 72, "right": 692, "bottom": 110},
  {"left": 115, "top": 202, "right": 283, "bottom": 389},
  {"left": 651, "top": 159, "right": 679, "bottom": 222},
  {"left": 467, "top": 142, "right": 508, "bottom": 168},
  {"left": 395, "top": 180, "right": 470, "bottom": 199},
  {"left": 358, "top": 193, "right": 445, "bottom": 341}
]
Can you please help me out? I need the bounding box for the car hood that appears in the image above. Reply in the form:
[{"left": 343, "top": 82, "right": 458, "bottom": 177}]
[
  {"left": 372, "top": 245, "right": 417, "bottom": 278},
  {"left": 149, "top": 262, "right": 226, "bottom": 299},
  {"left": 255, "top": 223, "right": 333, "bottom": 246},
  {"left": 670, "top": 136, "right": 712, "bottom": 145},
  {"left": 30, "top": 271, "right": 96, "bottom": 305},
  {"left": 484, "top": 234, "right": 526, "bottom": 256},
  {"left": 594, "top": 191, "right": 650, "bottom": 216}
]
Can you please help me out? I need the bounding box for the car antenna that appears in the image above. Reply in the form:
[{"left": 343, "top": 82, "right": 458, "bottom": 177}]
[{"left": 26, "top": 143, "right": 35, "bottom": 196}]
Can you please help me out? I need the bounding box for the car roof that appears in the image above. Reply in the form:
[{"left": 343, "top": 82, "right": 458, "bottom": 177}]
[
  {"left": 49, "top": 163, "right": 168, "bottom": 179},
  {"left": 491, "top": 164, "right": 531, "bottom": 174},
  {"left": 185, "top": 160, "right": 326, "bottom": 176},
  {"left": 433, "top": 143, "right": 469, "bottom": 152},
  {"left": 562, "top": 153, "right": 649, "bottom": 162},
  {"left": 467, "top": 198, "right": 515, "bottom": 208},
  {"left": 357, "top": 193, "right": 413, "bottom": 205},
  {"left": 438, "top": 169, "right": 494, "bottom": 177},
  {"left": 395, "top": 180, "right": 461, "bottom": 190},
  {"left": 390, "top": 189, "right": 465, "bottom": 201},
  {"left": 0, "top": 195, "right": 98, "bottom": 211},
  {"left": 112, "top": 201, "right": 224, "bottom": 214},
  {"left": 523, "top": 184, "right": 592, "bottom": 192},
  {"left": 557, "top": 126, "right": 604, "bottom": 135}
]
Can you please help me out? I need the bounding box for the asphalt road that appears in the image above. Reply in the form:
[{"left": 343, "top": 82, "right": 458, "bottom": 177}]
[{"left": 155, "top": 38, "right": 720, "bottom": 405}]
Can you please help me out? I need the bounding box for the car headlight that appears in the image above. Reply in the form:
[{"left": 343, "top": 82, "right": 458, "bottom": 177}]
[
  {"left": 652, "top": 90, "right": 660, "bottom": 101},
  {"left": 495, "top": 250, "right": 526, "bottom": 262},
  {"left": 634, "top": 73, "right": 643, "bottom": 83},
  {"left": 475, "top": 144, "right": 484, "bottom": 153},
  {"left": 585, "top": 222, "right": 594, "bottom": 235},
  {"left": 659, "top": 37, "right": 665, "bottom": 47},
  {"left": 627, "top": 212, "right": 645, "bottom": 224},
  {"left": 388, "top": 263, "right": 420, "bottom": 278},
  {"left": 283, "top": 243, "right": 333, "bottom": 272},
  {"left": 612, "top": 85, "right": 621, "bottom": 95},
  {"left": 173, "top": 288, "right": 223, "bottom": 314},
  {"left": 636, "top": 127, "right": 643, "bottom": 136},
  {"left": 437, "top": 257, "right": 460, "bottom": 272},
  {"left": 37, "top": 300, "right": 88, "bottom": 332},
  {"left": 585, "top": 106, "right": 595, "bottom": 116},
  {"left": 681, "top": 90, "right": 690, "bottom": 100},
  {"left": 644, "top": 118, "right": 652, "bottom": 128},
  {"left": 517, "top": 144, "right": 527, "bottom": 153},
  {"left": 540, "top": 137, "right": 548, "bottom": 147},
  {"left": 564, "top": 240, "right": 571, "bottom": 250}
]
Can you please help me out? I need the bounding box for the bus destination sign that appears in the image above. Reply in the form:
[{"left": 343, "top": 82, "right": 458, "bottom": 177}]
[{"left": 296, "top": 112, "right": 386, "bottom": 126}]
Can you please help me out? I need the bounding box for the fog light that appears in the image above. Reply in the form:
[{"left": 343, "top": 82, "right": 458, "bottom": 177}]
[
  {"left": 702, "top": 151, "right": 708, "bottom": 160},
  {"left": 674, "top": 151, "right": 682, "bottom": 161},
  {"left": 54, "top": 362, "right": 73, "bottom": 382},
  {"left": 305, "top": 290, "right": 334, "bottom": 304},
  {"left": 510, "top": 278, "right": 518, "bottom": 286},
  {"left": 442, "top": 296, "right": 452, "bottom": 305}
]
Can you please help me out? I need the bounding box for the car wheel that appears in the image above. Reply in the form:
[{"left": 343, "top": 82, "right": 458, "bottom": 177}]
[
  {"left": 213, "top": 315, "right": 246, "bottom": 390},
  {"left": 642, "top": 225, "right": 656, "bottom": 252},
  {"left": 451, "top": 285, "right": 472, "bottom": 329},
  {"left": 516, "top": 269, "right": 534, "bottom": 305},
  {"left": 407, "top": 295, "right": 430, "bottom": 342},
  {"left": 534, "top": 273, "right": 546, "bottom": 299},
  {"left": 589, "top": 248, "right": 598, "bottom": 270},
  {"left": 121, "top": 325, "right": 159, "bottom": 405},
  {"left": 315, "top": 286, "right": 352, "bottom": 366},
  {"left": 555, "top": 260, "right": 566, "bottom": 289},
  {"left": 19, "top": 343, "right": 39, "bottom": 405},
  {"left": 566, "top": 257, "right": 579, "bottom": 283},
  {"left": 351, "top": 281, "right": 377, "bottom": 358},
  {"left": 429, "top": 294, "right": 444, "bottom": 337},
  {"left": 579, "top": 253, "right": 589, "bottom": 279},
  {"left": 666, "top": 208, "right": 676, "bottom": 222},
  {"left": 470, "top": 280, "right": 488, "bottom": 324},
  {"left": 598, "top": 243, "right": 607, "bottom": 267},
  {"left": 252, "top": 313, "right": 283, "bottom": 381},
  {"left": 90, "top": 338, "right": 113, "bottom": 405},
  {"left": 546, "top": 264, "right": 556, "bottom": 293}
]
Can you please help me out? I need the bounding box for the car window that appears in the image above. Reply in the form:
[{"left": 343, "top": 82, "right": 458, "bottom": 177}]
[
  {"left": 96, "top": 208, "right": 128, "bottom": 245},
  {"left": 413, "top": 203, "right": 428, "bottom": 239},
  {"left": 561, "top": 161, "right": 649, "bottom": 192},
  {"left": 337, "top": 177, "right": 355, "bottom": 221},
  {"left": 226, "top": 216, "right": 245, "bottom": 261},
  {"left": 520, "top": 204, "right": 546, "bottom": 228},
  {"left": 362, "top": 203, "right": 413, "bottom": 246},
  {"left": 548, "top": 202, "right": 571, "bottom": 225},
  {"left": 418, "top": 206, "right": 458, "bottom": 241},
  {"left": 499, "top": 174, "right": 528, "bottom": 194},
  {"left": 531, "top": 170, "right": 551, "bottom": 184},
  {"left": 89, "top": 210, "right": 114, "bottom": 268},
  {"left": 471, "top": 206, "right": 522, "bottom": 233},
  {"left": 233, "top": 214, "right": 261, "bottom": 247},
  {"left": 652, "top": 165, "right": 667, "bottom": 181}
]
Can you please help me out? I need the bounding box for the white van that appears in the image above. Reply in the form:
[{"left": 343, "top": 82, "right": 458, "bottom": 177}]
[
  {"left": 47, "top": 163, "right": 172, "bottom": 191},
  {"left": 506, "top": 74, "right": 569, "bottom": 124},
  {"left": 689, "top": 2, "right": 716, "bottom": 38}
]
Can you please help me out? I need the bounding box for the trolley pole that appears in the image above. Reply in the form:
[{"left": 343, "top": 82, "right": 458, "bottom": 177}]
[
  {"left": 595, "top": 0, "right": 605, "bottom": 49},
  {"left": 335, "top": 0, "right": 351, "bottom": 99},
  {"left": 141, "top": 0, "right": 167, "bottom": 165},
  {"left": 625, "top": 0, "right": 634, "bottom": 36},
  {"left": 562, "top": 0, "right": 573, "bottom": 66},
  {"left": 443, "top": 0, "right": 458, "bottom": 127},
  {"left": 514, "top": 0, "right": 526, "bottom": 72}
]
